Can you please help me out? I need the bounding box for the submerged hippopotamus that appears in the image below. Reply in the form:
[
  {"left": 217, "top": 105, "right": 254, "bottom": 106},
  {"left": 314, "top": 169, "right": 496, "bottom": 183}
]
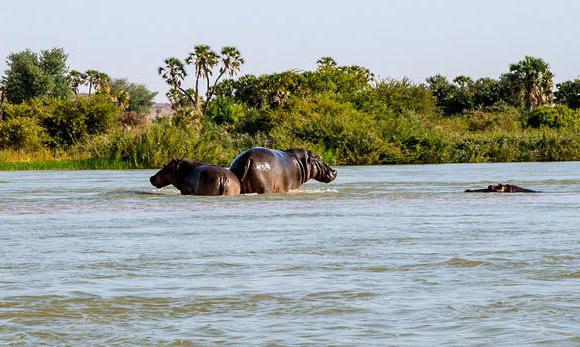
[
  {"left": 229, "top": 147, "right": 337, "bottom": 194},
  {"left": 465, "top": 183, "right": 537, "bottom": 193},
  {"left": 150, "top": 158, "right": 240, "bottom": 195}
]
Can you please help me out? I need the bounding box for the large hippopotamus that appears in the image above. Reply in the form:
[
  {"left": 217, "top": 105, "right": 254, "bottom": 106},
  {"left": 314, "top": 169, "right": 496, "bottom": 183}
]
[
  {"left": 229, "top": 147, "right": 337, "bottom": 194},
  {"left": 465, "top": 183, "right": 537, "bottom": 193},
  {"left": 150, "top": 158, "right": 240, "bottom": 195}
]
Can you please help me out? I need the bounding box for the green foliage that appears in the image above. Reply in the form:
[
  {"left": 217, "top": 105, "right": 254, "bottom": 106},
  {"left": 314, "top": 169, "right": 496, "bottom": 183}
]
[
  {"left": 3, "top": 48, "right": 70, "bottom": 104},
  {"left": 525, "top": 105, "right": 579, "bottom": 129},
  {"left": 269, "top": 96, "right": 391, "bottom": 164},
  {"left": 555, "top": 79, "right": 580, "bottom": 109},
  {"left": 110, "top": 78, "right": 157, "bottom": 113},
  {"left": 205, "top": 96, "right": 244, "bottom": 125},
  {"left": 503, "top": 56, "right": 553, "bottom": 110},
  {"left": 426, "top": 75, "right": 510, "bottom": 115},
  {"left": 2, "top": 51, "right": 580, "bottom": 169},
  {"left": 0, "top": 116, "right": 46, "bottom": 150},
  {"left": 159, "top": 44, "right": 245, "bottom": 114},
  {"left": 86, "top": 118, "right": 237, "bottom": 167},
  {"left": 2, "top": 95, "right": 120, "bottom": 148},
  {"left": 355, "top": 78, "right": 437, "bottom": 115},
  {"left": 233, "top": 108, "right": 276, "bottom": 135}
]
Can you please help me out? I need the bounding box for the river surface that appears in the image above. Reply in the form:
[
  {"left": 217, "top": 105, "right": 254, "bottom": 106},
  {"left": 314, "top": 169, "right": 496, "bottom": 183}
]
[{"left": 0, "top": 162, "right": 579, "bottom": 345}]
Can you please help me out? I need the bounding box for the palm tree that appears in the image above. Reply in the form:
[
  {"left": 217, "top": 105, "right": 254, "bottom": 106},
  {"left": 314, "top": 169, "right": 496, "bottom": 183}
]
[
  {"left": 85, "top": 70, "right": 100, "bottom": 95},
  {"left": 185, "top": 45, "right": 219, "bottom": 111},
  {"left": 158, "top": 57, "right": 196, "bottom": 107},
  {"left": 203, "top": 46, "right": 245, "bottom": 113},
  {"left": 67, "top": 70, "right": 87, "bottom": 95},
  {"left": 95, "top": 72, "right": 111, "bottom": 94},
  {"left": 114, "top": 90, "right": 130, "bottom": 111},
  {"left": 317, "top": 56, "right": 337, "bottom": 69},
  {"left": 505, "top": 56, "right": 553, "bottom": 110}
]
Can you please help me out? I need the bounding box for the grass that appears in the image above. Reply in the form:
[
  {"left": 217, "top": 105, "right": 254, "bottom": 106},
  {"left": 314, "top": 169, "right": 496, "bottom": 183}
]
[{"left": 0, "top": 158, "right": 138, "bottom": 171}]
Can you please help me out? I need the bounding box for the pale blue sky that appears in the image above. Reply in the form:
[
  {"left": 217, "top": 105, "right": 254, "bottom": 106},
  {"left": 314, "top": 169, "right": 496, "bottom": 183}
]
[{"left": 1, "top": 0, "right": 579, "bottom": 101}]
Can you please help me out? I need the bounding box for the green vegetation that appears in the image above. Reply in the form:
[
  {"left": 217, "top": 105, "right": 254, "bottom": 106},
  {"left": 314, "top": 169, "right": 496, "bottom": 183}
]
[{"left": 0, "top": 46, "right": 578, "bottom": 170}]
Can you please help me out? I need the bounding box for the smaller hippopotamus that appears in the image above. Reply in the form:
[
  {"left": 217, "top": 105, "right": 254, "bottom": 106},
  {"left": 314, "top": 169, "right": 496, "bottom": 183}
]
[
  {"left": 465, "top": 183, "right": 537, "bottom": 193},
  {"left": 150, "top": 158, "right": 240, "bottom": 195}
]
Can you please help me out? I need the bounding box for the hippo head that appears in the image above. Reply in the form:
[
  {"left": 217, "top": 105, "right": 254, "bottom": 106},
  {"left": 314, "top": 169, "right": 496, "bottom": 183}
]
[
  {"left": 150, "top": 158, "right": 181, "bottom": 188},
  {"left": 488, "top": 184, "right": 505, "bottom": 192},
  {"left": 286, "top": 149, "right": 337, "bottom": 183}
]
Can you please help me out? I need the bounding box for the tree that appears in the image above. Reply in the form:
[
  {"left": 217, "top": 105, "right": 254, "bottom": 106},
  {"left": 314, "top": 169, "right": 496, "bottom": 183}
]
[
  {"left": 555, "top": 79, "right": 580, "bottom": 109},
  {"left": 2, "top": 48, "right": 70, "bottom": 104},
  {"left": 159, "top": 44, "right": 245, "bottom": 115},
  {"left": 472, "top": 77, "right": 504, "bottom": 108},
  {"left": 39, "top": 48, "right": 70, "bottom": 99},
  {"left": 94, "top": 72, "right": 111, "bottom": 95},
  {"left": 158, "top": 57, "right": 195, "bottom": 107},
  {"left": 0, "top": 80, "right": 5, "bottom": 120},
  {"left": 85, "top": 70, "right": 100, "bottom": 95},
  {"left": 317, "top": 56, "right": 337, "bottom": 69},
  {"left": 503, "top": 56, "right": 553, "bottom": 110},
  {"left": 185, "top": 45, "right": 218, "bottom": 112},
  {"left": 67, "top": 70, "right": 87, "bottom": 95},
  {"left": 110, "top": 78, "right": 157, "bottom": 113},
  {"left": 204, "top": 46, "right": 244, "bottom": 113}
]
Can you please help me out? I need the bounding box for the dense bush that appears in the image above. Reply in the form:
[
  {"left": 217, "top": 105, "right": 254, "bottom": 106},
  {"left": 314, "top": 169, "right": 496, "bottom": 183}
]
[
  {"left": 2, "top": 95, "right": 120, "bottom": 148},
  {"left": 0, "top": 116, "right": 46, "bottom": 150},
  {"left": 525, "top": 105, "right": 579, "bottom": 129},
  {"left": 554, "top": 79, "right": 580, "bottom": 109},
  {"left": 205, "top": 96, "right": 244, "bottom": 125}
]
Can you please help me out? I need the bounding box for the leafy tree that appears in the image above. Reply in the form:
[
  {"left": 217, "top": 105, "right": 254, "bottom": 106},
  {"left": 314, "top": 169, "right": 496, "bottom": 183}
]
[
  {"left": 472, "top": 77, "right": 504, "bottom": 108},
  {"left": 426, "top": 74, "right": 467, "bottom": 115},
  {"left": 305, "top": 58, "right": 373, "bottom": 98},
  {"left": 215, "top": 57, "right": 373, "bottom": 110},
  {"left": 3, "top": 50, "right": 49, "bottom": 104},
  {"left": 39, "top": 48, "right": 70, "bottom": 99},
  {"left": 2, "top": 48, "right": 70, "bottom": 104},
  {"left": 110, "top": 78, "right": 157, "bottom": 113},
  {"left": 0, "top": 80, "right": 5, "bottom": 119},
  {"left": 503, "top": 56, "right": 553, "bottom": 110},
  {"left": 355, "top": 78, "right": 437, "bottom": 115},
  {"left": 555, "top": 79, "right": 580, "bottom": 109}
]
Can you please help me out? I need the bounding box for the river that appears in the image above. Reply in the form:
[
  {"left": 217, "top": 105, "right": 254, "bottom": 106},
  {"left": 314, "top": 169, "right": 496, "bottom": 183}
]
[{"left": 1, "top": 162, "right": 579, "bottom": 345}]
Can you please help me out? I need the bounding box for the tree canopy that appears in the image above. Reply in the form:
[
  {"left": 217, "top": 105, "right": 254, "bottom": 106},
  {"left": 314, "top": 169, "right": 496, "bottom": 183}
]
[{"left": 2, "top": 48, "right": 70, "bottom": 104}]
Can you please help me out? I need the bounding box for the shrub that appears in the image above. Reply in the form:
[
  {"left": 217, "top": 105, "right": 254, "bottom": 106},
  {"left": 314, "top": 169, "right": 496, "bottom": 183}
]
[
  {"left": 4, "top": 95, "right": 120, "bottom": 147},
  {"left": 0, "top": 116, "right": 46, "bottom": 150},
  {"left": 525, "top": 105, "right": 578, "bottom": 129},
  {"left": 205, "top": 96, "right": 244, "bottom": 125},
  {"left": 270, "top": 95, "right": 389, "bottom": 164}
]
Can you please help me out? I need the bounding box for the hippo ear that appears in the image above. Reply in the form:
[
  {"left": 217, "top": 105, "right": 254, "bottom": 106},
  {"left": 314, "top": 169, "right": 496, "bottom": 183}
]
[
  {"left": 172, "top": 158, "right": 181, "bottom": 174},
  {"left": 308, "top": 150, "right": 321, "bottom": 160}
]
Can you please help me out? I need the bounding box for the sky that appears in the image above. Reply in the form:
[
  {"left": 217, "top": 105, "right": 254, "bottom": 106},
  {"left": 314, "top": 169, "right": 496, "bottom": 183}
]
[{"left": 1, "top": 0, "right": 579, "bottom": 101}]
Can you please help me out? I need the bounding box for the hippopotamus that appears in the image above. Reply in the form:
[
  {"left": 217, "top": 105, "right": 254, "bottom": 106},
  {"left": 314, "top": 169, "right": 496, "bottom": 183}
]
[
  {"left": 150, "top": 158, "right": 240, "bottom": 195},
  {"left": 229, "top": 147, "right": 337, "bottom": 194},
  {"left": 465, "top": 183, "right": 537, "bottom": 193}
]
